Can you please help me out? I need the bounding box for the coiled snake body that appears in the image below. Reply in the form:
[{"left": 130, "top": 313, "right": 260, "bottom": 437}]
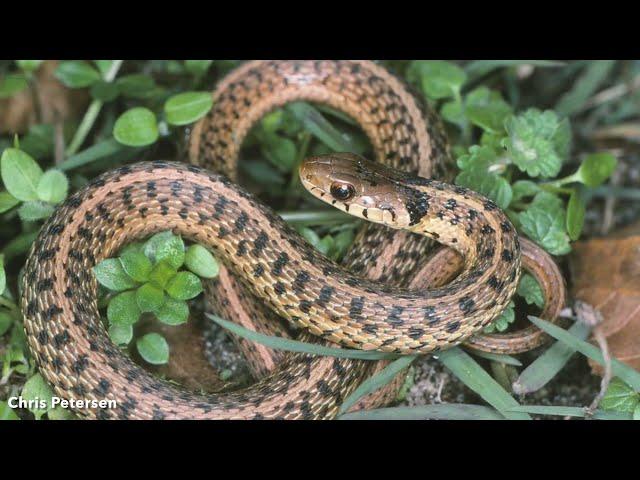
[{"left": 21, "top": 61, "right": 565, "bottom": 419}]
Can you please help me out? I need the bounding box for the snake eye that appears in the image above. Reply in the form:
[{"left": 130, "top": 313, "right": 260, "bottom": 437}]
[{"left": 330, "top": 182, "right": 355, "bottom": 201}]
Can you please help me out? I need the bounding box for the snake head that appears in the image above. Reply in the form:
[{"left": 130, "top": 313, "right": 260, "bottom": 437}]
[{"left": 299, "top": 153, "right": 420, "bottom": 228}]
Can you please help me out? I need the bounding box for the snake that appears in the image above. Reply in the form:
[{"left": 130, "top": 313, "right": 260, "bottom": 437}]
[{"left": 20, "top": 60, "right": 566, "bottom": 419}]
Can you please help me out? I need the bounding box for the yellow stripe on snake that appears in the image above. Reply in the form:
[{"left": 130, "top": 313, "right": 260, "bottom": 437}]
[{"left": 21, "top": 60, "right": 566, "bottom": 419}]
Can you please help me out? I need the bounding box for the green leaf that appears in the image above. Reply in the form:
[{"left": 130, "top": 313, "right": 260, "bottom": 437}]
[
  {"left": 165, "top": 272, "right": 203, "bottom": 300},
  {"left": 136, "top": 333, "right": 169, "bottom": 365},
  {"left": 90, "top": 80, "right": 120, "bottom": 102},
  {"left": 93, "top": 60, "right": 115, "bottom": 77},
  {"left": 17, "top": 201, "right": 55, "bottom": 221},
  {"left": 136, "top": 283, "right": 165, "bottom": 313},
  {"left": 407, "top": 61, "right": 467, "bottom": 100},
  {"left": 36, "top": 169, "right": 68, "bottom": 204},
  {"left": 440, "top": 99, "right": 465, "bottom": 128},
  {"left": 17, "top": 60, "right": 44, "bottom": 72},
  {"left": 59, "top": 139, "right": 128, "bottom": 171},
  {"left": 504, "top": 109, "right": 571, "bottom": 178},
  {"left": 566, "top": 188, "right": 586, "bottom": 241},
  {"left": 513, "top": 322, "right": 592, "bottom": 395},
  {"left": 511, "top": 180, "right": 540, "bottom": 203},
  {"left": 0, "top": 401, "right": 20, "bottom": 420},
  {"left": 518, "top": 192, "right": 571, "bottom": 255},
  {"left": 113, "top": 107, "right": 159, "bottom": 147},
  {"left": 339, "top": 404, "right": 503, "bottom": 420},
  {"left": 1, "top": 148, "right": 44, "bottom": 201},
  {"left": 208, "top": 313, "right": 399, "bottom": 361},
  {"left": 21, "top": 374, "right": 54, "bottom": 420},
  {"left": 0, "top": 191, "right": 20, "bottom": 213},
  {"left": 508, "top": 405, "right": 630, "bottom": 420},
  {"left": 54, "top": 61, "right": 101, "bottom": 88},
  {"left": 455, "top": 145, "right": 512, "bottom": 209},
  {"left": 108, "top": 323, "right": 133, "bottom": 346},
  {"left": 634, "top": 404, "right": 640, "bottom": 421},
  {"left": 516, "top": 273, "right": 544, "bottom": 308},
  {"left": 468, "top": 350, "right": 522, "bottom": 367},
  {"left": 262, "top": 133, "right": 297, "bottom": 172},
  {"left": 600, "top": 378, "right": 639, "bottom": 414},
  {"left": 339, "top": 355, "right": 416, "bottom": 414},
  {"left": 286, "top": 102, "right": 359, "bottom": 153},
  {"left": 156, "top": 298, "right": 189, "bottom": 326},
  {"left": 164, "top": 92, "right": 213, "bottom": 126},
  {"left": 107, "top": 291, "right": 141, "bottom": 326},
  {"left": 119, "top": 251, "right": 152, "bottom": 282},
  {"left": 144, "top": 231, "right": 185, "bottom": 269},
  {"left": 465, "top": 60, "right": 565, "bottom": 79},
  {"left": 464, "top": 86, "right": 513, "bottom": 133},
  {"left": 0, "top": 254, "right": 5, "bottom": 295},
  {"left": 115, "top": 74, "right": 156, "bottom": 99},
  {"left": 0, "top": 74, "right": 28, "bottom": 98},
  {"left": 528, "top": 316, "right": 640, "bottom": 391},
  {"left": 483, "top": 300, "right": 515, "bottom": 333},
  {"left": 148, "top": 261, "right": 177, "bottom": 289},
  {"left": 184, "top": 60, "right": 213, "bottom": 77},
  {"left": 0, "top": 311, "right": 12, "bottom": 336},
  {"left": 576, "top": 153, "right": 617, "bottom": 187},
  {"left": 437, "top": 347, "right": 530, "bottom": 420},
  {"left": 20, "top": 124, "right": 54, "bottom": 160},
  {"left": 184, "top": 244, "right": 219, "bottom": 279},
  {"left": 93, "top": 258, "right": 137, "bottom": 291}
]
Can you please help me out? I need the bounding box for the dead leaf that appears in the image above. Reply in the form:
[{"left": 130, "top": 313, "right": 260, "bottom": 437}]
[
  {"left": 0, "top": 61, "right": 89, "bottom": 134},
  {"left": 570, "top": 221, "right": 640, "bottom": 374}
]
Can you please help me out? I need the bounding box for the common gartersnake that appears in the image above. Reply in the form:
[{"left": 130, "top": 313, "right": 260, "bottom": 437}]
[{"left": 21, "top": 60, "right": 565, "bottom": 419}]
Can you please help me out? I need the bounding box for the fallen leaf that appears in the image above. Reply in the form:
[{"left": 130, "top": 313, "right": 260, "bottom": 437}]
[{"left": 570, "top": 221, "right": 640, "bottom": 374}]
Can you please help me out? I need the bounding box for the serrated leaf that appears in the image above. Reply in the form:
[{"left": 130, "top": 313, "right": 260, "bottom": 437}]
[
  {"left": 483, "top": 300, "right": 515, "bottom": 333},
  {"left": 511, "top": 180, "right": 540, "bottom": 202},
  {"left": 456, "top": 170, "right": 512, "bottom": 210},
  {"left": 465, "top": 86, "right": 513, "bottom": 133},
  {"left": 36, "top": 169, "right": 68, "bottom": 204},
  {"left": 518, "top": 192, "right": 571, "bottom": 255},
  {"left": 156, "top": 298, "right": 189, "bottom": 325},
  {"left": 137, "top": 333, "right": 169, "bottom": 365},
  {"left": 165, "top": 272, "right": 202, "bottom": 300},
  {"left": 93, "top": 258, "right": 137, "bottom": 291},
  {"left": 164, "top": 91, "right": 213, "bottom": 126},
  {"left": 600, "top": 378, "right": 639, "bottom": 414},
  {"left": 107, "top": 291, "right": 141, "bottom": 326},
  {"left": 113, "top": 107, "right": 159, "bottom": 147},
  {"left": 184, "top": 244, "right": 219, "bottom": 279},
  {"left": 17, "top": 201, "right": 55, "bottom": 221},
  {"left": 516, "top": 273, "right": 544, "bottom": 308},
  {"left": 136, "top": 283, "right": 165, "bottom": 313},
  {"left": 1, "top": 148, "right": 43, "bottom": 201},
  {"left": 108, "top": 323, "right": 133, "bottom": 346},
  {"left": 576, "top": 153, "right": 617, "bottom": 187},
  {"left": 54, "top": 61, "right": 101, "bottom": 88},
  {"left": 119, "top": 251, "right": 152, "bottom": 282},
  {"left": 504, "top": 109, "right": 571, "bottom": 178}
]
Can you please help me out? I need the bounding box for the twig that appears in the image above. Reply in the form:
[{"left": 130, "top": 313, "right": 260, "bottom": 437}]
[
  {"left": 64, "top": 60, "right": 123, "bottom": 157},
  {"left": 572, "top": 301, "right": 612, "bottom": 417}
]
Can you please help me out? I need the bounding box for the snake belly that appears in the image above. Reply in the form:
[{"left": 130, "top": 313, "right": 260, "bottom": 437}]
[{"left": 21, "top": 61, "right": 549, "bottom": 420}]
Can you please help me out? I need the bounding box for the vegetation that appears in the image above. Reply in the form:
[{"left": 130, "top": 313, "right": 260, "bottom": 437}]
[{"left": 0, "top": 60, "right": 637, "bottom": 420}]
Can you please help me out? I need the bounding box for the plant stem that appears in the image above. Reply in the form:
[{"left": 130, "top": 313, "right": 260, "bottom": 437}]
[
  {"left": 278, "top": 210, "right": 351, "bottom": 225},
  {"left": 65, "top": 60, "right": 123, "bottom": 157}
]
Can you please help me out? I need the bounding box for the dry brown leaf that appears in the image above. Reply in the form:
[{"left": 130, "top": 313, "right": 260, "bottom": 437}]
[
  {"left": 0, "top": 60, "right": 88, "bottom": 134},
  {"left": 570, "top": 221, "right": 640, "bottom": 374}
]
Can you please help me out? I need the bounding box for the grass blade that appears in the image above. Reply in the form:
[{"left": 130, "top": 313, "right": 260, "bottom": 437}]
[
  {"left": 286, "top": 102, "right": 359, "bottom": 152},
  {"left": 438, "top": 347, "right": 531, "bottom": 420},
  {"left": 59, "top": 138, "right": 128, "bottom": 171},
  {"left": 339, "top": 404, "right": 504, "bottom": 420},
  {"left": 207, "top": 313, "right": 399, "bottom": 361},
  {"left": 508, "top": 405, "right": 631, "bottom": 420},
  {"left": 467, "top": 349, "right": 522, "bottom": 367},
  {"left": 555, "top": 61, "right": 617, "bottom": 116},
  {"left": 528, "top": 316, "right": 640, "bottom": 391},
  {"left": 466, "top": 60, "right": 565, "bottom": 79},
  {"left": 339, "top": 355, "right": 417, "bottom": 415},
  {"left": 513, "top": 321, "right": 592, "bottom": 395}
]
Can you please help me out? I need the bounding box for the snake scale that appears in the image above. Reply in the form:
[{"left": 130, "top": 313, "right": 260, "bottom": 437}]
[{"left": 21, "top": 60, "right": 565, "bottom": 419}]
